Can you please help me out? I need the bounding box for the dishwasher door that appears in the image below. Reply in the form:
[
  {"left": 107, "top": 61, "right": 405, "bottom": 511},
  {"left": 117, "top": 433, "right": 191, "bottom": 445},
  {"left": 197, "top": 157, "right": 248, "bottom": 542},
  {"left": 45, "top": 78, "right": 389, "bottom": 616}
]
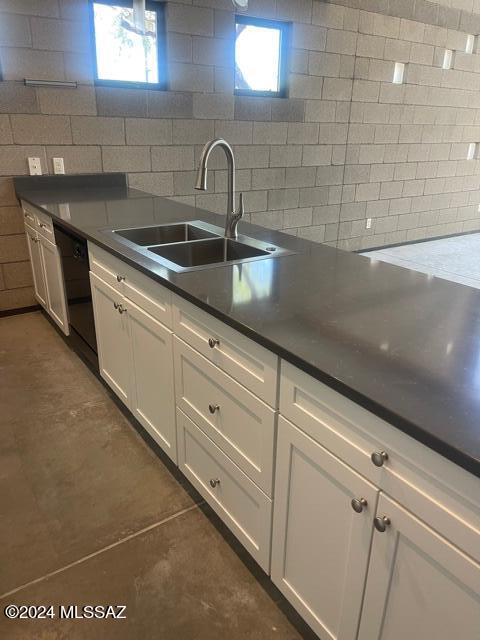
[{"left": 54, "top": 225, "right": 97, "bottom": 356}]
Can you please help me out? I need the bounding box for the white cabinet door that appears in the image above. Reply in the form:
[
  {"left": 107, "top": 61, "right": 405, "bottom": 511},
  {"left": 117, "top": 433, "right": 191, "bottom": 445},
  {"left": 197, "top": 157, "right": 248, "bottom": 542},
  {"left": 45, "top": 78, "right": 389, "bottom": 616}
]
[
  {"left": 39, "top": 235, "right": 69, "bottom": 335},
  {"left": 25, "top": 226, "right": 47, "bottom": 308},
  {"left": 271, "top": 416, "right": 378, "bottom": 640},
  {"left": 90, "top": 272, "right": 132, "bottom": 406},
  {"left": 358, "top": 494, "right": 480, "bottom": 640},
  {"left": 128, "top": 299, "right": 177, "bottom": 463}
]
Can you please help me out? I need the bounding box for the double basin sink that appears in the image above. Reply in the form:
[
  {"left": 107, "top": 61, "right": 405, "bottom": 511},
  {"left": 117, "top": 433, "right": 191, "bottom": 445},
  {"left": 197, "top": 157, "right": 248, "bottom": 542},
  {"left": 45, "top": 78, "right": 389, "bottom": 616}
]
[{"left": 110, "top": 220, "right": 293, "bottom": 272}]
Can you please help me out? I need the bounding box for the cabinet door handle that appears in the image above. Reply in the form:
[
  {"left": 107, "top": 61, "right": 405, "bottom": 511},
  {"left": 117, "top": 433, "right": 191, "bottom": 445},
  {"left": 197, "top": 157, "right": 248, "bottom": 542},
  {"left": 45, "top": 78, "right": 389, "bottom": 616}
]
[
  {"left": 118, "top": 305, "right": 127, "bottom": 315},
  {"left": 371, "top": 450, "right": 389, "bottom": 467},
  {"left": 116, "top": 275, "right": 125, "bottom": 282},
  {"left": 113, "top": 302, "right": 119, "bottom": 309},
  {"left": 373, "top": 515, "right": 391, "bottom": 532},
  {"left": 39, "top": 222, "right": 48, "bottom": 229},
  {"left": 351, "top": 497, "right": 368, "bottom": 513},
  {"left": 208, "top": 403, "right": 220, "bottom": 414},
  {"left": 209, "top": 478, "right": 220, "bottom": 488},
  {"left": 208, "top": 337, "right": 220, "bottom": 349}
]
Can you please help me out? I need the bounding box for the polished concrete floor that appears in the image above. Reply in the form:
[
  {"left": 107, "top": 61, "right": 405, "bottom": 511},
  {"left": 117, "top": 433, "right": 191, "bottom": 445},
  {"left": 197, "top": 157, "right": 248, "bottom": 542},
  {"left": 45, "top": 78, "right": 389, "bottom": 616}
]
[
  {"left": 0, "top": 311, "right": 315, "bottom": 639},
  {"left": 362, "top": 232, "right": 480, "bottom": 289}
]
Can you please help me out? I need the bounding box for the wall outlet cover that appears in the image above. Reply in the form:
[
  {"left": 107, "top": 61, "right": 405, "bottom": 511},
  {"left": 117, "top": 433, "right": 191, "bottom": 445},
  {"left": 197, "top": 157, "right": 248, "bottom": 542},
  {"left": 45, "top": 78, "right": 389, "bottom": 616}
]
[
  {"left": 28, "top": 157, "right": 42, "bottom": 176},
  {"left": 53, "top": 157, "right": 65, "bottom": 174}
]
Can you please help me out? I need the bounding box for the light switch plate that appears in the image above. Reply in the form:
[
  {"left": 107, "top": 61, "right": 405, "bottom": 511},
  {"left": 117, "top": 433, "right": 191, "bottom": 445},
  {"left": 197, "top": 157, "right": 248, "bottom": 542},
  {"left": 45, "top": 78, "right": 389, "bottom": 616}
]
[
  {"left": 53, "top": 157, "right": 65, "bottom": 174},
  {"left": 28, "top": 157, "right": 42, "bottom": 175}
]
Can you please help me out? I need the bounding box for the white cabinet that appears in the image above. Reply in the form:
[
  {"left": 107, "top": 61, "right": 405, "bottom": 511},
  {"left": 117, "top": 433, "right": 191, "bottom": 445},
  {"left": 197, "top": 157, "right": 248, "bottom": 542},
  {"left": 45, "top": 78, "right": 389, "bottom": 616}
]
[
  {"left": 277, "top": 362, "right": 480, "bottom": 640},
  {"left": 90, "top": 272, "right": 132, "bottom": 406},
  {"left": 90, "top": 271, "right": 177, "bottom": 463},
  {"left": 25, "top": 224, "right": 47, "bottom": 308},
  {"left": 129, "top": 299, "right": 176, "bottom": 462},
  {"left": 271, "top": 416, "right": 378, "bottom": 640},
  {"left": 87, "top": 237, "right": 480, "bottom": 637},
  {"left": 358, "top": 494, "right": 480, "bottom": 640},
  {"left": 23, "top": 203, "right": 69, "bottom": 335},
  {"left": 39, "top": 235, "right": 69, "bottom": 335}
]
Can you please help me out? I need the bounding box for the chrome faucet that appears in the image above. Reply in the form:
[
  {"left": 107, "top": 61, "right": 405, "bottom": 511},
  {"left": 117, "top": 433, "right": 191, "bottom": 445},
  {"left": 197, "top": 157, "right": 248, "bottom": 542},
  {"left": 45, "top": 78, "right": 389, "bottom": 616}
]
[{"left": 195, "top": 138, "right": 245, "bottom": 239}]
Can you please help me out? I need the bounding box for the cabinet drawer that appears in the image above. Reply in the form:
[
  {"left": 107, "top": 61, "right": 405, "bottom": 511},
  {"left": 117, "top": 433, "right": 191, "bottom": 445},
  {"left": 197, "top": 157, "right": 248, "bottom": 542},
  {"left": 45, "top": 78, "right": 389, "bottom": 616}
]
[
  {"left": 21, "top": 201, "right": 54, "bottom": 241},
  {"left": 174, "top": 336, "right": 276, "bottom": 496},
  {"left": 177, "top": 408, "right": 272, "bottom": 572},
  {"left": 35, "top": 208, "right": 54, "bottom": 241},
  {"left": 22, "top": 201, "right": 36, "bottom": 226},
  {"left": 88, "top": 242, "right": 172, "bottom": 328},
  {"left": 173, "top": 295, "right": 278, "bottom": 406},
  {"left": 123, "top": 267, "right": 172, "bottom": 329},
  {"left": 89, "top": 243, "right": 127, "bottom": 293}
]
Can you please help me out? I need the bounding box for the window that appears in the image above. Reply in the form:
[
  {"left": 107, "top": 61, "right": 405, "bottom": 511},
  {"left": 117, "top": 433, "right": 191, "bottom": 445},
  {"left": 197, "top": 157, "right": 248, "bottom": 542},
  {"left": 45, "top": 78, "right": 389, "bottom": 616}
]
[
  {"left": 234, "top": 15, "right": 290, "bottom": 98},
  {"left": 90, "top": 0, "right": 167, "bottom": 89}
]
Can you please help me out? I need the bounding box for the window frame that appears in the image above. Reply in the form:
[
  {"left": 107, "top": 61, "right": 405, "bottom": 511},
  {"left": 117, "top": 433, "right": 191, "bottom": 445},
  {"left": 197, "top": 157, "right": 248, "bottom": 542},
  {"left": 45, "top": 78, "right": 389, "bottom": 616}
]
[
  {"left": 234, "top": 14, "right": 291, "bottom": 99},
  {"left": 88, "top": 0, "right": 168, "bottom": 91}
]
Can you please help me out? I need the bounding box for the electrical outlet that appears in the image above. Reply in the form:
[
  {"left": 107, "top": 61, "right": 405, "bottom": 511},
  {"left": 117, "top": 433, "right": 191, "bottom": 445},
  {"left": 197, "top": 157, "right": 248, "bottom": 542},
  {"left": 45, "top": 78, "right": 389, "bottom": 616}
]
[
  {"left": 53, "top": 157, "right": 65, "bottom": 174},
  {"left": 28, "top": 157, "right": 42, "bottom": 176},
  {"left": 366, "top": 218, "right": 372, "bottom": 229}
]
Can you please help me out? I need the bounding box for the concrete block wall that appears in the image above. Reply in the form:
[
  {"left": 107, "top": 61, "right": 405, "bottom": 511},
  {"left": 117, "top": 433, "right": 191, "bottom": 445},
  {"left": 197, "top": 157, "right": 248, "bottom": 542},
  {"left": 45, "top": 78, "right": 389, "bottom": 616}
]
[
  {"left": 338, "top": 1, "right": 480, "bottom": 250},
  {"left": 1, "top": 0, "right": 480, "bottom": 309}
]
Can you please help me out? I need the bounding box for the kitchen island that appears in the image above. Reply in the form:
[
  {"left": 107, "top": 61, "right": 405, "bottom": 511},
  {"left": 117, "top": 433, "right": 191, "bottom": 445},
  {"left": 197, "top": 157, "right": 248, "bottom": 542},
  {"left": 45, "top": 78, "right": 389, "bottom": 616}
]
[{"left": 15, "top": 173, "right": 480, "bottom": 640}]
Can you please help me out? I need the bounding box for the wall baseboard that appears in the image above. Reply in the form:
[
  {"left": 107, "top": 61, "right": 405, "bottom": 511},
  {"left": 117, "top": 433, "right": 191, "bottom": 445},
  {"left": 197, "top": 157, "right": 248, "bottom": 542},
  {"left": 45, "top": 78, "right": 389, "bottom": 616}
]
[{"left": 0, "top": 304, "right": 41, "bottom": 318}]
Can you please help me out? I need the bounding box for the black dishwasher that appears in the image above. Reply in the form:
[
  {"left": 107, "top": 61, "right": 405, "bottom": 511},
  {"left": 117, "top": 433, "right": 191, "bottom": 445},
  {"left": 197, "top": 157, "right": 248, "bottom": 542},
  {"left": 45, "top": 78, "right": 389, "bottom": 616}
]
[{"left": 54, "top": 225, "right": 98, "bottom": 366}]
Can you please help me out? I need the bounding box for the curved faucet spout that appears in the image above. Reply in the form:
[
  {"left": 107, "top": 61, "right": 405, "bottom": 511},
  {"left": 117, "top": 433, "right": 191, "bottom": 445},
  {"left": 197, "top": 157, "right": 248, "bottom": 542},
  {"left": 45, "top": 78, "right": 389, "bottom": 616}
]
[{"left": 195, "top": 138, "right": 244, "bottom": 239}]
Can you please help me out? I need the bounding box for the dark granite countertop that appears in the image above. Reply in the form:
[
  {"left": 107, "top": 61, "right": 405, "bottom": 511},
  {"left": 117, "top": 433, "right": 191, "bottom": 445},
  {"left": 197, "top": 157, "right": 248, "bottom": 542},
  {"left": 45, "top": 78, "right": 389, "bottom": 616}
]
[{"left": 15, "top": 175, "right": 480, "bottom": 479}]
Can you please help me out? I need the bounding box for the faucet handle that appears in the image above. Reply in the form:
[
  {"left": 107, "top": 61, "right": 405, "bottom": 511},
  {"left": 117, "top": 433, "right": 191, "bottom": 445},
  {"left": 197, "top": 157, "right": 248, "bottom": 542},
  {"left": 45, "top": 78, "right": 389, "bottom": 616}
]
[{"left": 238, "top": 192, "right": 245, "bottom": 217}]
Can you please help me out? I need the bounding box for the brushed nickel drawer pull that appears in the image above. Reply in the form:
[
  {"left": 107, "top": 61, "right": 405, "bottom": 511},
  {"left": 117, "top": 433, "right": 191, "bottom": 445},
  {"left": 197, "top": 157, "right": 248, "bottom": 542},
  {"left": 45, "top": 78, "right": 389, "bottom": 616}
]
[
  {"left": 209, "top": 478, "right": 220, "bottom": 488},
  {"left": 208, "top": 337, "right": 220, "bottom": 349},
  {"left": 117, "top": 275, "right": 125, "bottom": 282},
  {"left": 208, "top": 403, "right": 220, "bottom": 414},
  {"left": 371, "top": 451, "right": 389, "bottom": 467}
]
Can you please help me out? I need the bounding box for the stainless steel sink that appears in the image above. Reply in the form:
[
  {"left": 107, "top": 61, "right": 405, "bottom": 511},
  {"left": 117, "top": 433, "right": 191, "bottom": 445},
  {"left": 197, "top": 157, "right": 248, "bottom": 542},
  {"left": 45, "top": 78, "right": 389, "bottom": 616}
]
[
  {"left": 148, "top": 238, "right": 272, "bottom": 268},
  {"left": 114, "top": 222, "right": 218, "bottom": 246},
  {"left": 105, "top": 219, "right": 295, "bottom": 272}
]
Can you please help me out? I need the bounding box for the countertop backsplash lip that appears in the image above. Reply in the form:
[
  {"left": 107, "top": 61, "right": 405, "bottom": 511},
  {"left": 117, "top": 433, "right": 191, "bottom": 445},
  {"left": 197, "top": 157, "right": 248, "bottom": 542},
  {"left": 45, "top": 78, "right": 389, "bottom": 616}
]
[{"left": 15, "top": 176, "right": 480, "bottom": 479}]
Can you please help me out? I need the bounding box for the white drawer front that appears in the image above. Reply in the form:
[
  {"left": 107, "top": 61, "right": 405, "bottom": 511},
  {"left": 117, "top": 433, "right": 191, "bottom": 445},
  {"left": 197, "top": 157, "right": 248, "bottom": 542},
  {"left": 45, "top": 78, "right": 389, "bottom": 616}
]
[
  {"left": 173, "top": 295, "right": 278, "bottom": 406},
  {"left": 35, "top": 208, "right": 54, "bottom": 241},
  {"left": 123, "top": 266, "right": 172, "bottom": 329},
  {"left": 280, "top": 360, "right": 380, "bottom": 484},
  {"left": 89, "top": 243, "right": 127, "bottom": 293},
  {"left": 174, "top": 336, "right": 276, "bottom": 496},
  {"left": 88, "top": 242, "right": 172, "bottom": 328},
  {"left": 22, "top": 201, "right": 36, "bottom": 226},
  {"left": 177, "top": 408, "right": 272, "bottom": 572},
  {"left": 21, "top": 201, "right": 54, "bottom": 241}
]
